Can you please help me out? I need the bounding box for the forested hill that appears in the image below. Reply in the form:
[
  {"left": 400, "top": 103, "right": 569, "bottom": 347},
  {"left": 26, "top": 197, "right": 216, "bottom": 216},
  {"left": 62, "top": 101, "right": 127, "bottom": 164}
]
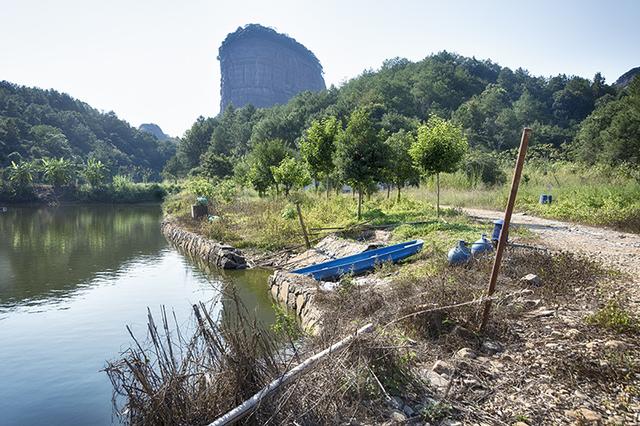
[
  {"left": 172, "top": 51, "right": 638, "bottom": 179},
  {"left": 0, "top": 81, "right": 175, "bottom": 176}
]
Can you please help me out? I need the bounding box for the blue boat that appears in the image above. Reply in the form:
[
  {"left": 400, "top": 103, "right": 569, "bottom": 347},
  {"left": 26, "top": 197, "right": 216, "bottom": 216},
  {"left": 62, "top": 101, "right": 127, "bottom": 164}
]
[{"left": 292, "top": 239, "right": 424, "bottom": 281}]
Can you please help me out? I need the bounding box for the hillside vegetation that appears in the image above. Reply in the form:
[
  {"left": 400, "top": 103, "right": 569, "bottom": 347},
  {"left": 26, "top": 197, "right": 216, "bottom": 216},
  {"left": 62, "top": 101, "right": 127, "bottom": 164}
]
[
  {"left": 0, "top": 81, "right": 175, "bottom": 178},
  {"left": 165, "top": 52, "right": 640, "bottom": 230}
]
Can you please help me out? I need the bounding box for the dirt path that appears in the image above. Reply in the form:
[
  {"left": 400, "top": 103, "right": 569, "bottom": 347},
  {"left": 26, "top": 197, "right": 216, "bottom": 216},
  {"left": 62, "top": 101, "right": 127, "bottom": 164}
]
[{"left": 461, "top": 207, "right": 640, "bottom": 279}]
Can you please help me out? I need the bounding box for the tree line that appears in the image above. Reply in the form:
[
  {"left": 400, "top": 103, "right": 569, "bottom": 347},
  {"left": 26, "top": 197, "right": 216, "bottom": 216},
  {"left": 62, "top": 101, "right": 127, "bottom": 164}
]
[
  {"left": 0, "top": 81, "right": 175, "bottom": 176},
  {"left": 166, "top": 51, "right": 639, "bottom": 196}
]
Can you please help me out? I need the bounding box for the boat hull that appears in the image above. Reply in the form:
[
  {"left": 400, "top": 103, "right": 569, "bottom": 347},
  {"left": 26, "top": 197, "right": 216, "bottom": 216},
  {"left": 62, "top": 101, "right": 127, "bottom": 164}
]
[{"left": 292, "top": 239, "right": 423, "bottom": 281}]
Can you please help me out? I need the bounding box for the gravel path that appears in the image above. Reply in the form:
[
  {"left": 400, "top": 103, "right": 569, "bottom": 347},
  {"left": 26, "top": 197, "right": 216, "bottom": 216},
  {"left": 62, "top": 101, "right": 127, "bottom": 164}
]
[{"left": 462, "top": 208, "right": 640, "bottom": 279}]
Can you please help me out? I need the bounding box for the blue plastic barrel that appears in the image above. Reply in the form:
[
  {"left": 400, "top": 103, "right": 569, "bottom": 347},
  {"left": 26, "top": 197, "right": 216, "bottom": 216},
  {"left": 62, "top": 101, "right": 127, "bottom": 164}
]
[
  {"left": 491, "top": 219, "right": 508, "bottom": 243},
  {"left": 448, "top": 240, "right": 471, "bottom": 265},
  {"left": 539, "top": 194, "right": 548, "bottom": 204}
]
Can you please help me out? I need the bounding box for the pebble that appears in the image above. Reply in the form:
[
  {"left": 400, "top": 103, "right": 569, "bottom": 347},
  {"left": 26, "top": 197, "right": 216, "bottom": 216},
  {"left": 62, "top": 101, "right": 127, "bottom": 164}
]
[
  {"left": 565, "top": 407, "right": 602, "bottom": 423},
  {"left": 564, "top": 328, "right": 581, "bottom": 339},
  {"left": 520, "top": 273, "right": 542, "bottom": 286},
  {"left": 455, "top": 347, "right": 477, "bottom": 359},
  {"left": 604, "top": 340, "right": 628, "bottom": 351},
  {"left": 482, "top": 340, "right": 504, "bottom": 354},
  {"left": 389, "top": 410, "right": 407, "bottom": 423}
]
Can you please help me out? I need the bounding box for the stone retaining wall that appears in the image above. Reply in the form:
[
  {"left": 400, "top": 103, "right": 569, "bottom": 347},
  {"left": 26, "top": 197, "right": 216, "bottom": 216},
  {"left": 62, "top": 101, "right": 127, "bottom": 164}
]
[
  {"left": 161, "top": 220, "right": 247, "bottom": 269},
  {"left": 268, "top": 271, "right": 324, "bottom": 334}
]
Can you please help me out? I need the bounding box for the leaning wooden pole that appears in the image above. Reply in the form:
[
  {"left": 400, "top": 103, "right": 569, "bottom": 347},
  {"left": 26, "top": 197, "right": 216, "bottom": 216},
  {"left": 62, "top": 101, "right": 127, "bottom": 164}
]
[
  {"left": 208, "top": 323, "right": 374, "bottom": 426},
  {"left": 296, "top": 202, "right": 311, "bottom": 249},
  {"left": 479, "top": 128, "right": 531, "bottom": 331}
]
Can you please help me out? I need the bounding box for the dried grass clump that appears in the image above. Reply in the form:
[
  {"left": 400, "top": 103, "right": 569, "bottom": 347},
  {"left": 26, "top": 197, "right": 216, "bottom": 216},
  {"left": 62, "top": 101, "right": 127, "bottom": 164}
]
[{"left": 105, "top": 294, "right": 284, "bottom": 425}]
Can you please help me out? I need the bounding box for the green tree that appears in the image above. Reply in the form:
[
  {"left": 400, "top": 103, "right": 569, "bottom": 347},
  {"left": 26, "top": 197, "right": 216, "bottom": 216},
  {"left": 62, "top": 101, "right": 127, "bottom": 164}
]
[
  {"left": 335, "top": 107, "right": 387, "bottom": 219},
  {"left": 201, "top": 151, "right": 234, "bottom": 179},
  {"left": 300, "top": 116, "right": 341, "bottom": 197},
  {"left": 410, "top": 116, "right": 468, "bottom": 216},
  {"left": 40, "top": 157, "right": 74, "bottom": 189},
  {"left": 271, "top": 157, "right": 311, "bottom": 196},
  {"left": 8, "top": 160, "right": 34, "bottom": 193},
  {"left": 247, "top": 139, "right": 291, "bottom": 196},
  {"left": 384, "top": 130, "right": 418, "bottom": 201},
  {"left": 83, "top": 158, "right": 107, "bottom": 187}
]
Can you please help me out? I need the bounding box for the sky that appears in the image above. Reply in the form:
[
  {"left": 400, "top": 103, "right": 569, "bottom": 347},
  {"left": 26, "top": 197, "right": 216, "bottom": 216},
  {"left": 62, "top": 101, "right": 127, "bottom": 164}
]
[{"left": 1, "top": 0, "right": 639, "bottom": 137}]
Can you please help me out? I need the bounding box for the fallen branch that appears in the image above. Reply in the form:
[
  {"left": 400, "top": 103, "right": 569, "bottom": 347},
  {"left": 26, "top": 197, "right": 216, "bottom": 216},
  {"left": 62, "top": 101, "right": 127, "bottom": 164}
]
[{"left": 208, "top": 323, "right": 375, "bottom": 426}]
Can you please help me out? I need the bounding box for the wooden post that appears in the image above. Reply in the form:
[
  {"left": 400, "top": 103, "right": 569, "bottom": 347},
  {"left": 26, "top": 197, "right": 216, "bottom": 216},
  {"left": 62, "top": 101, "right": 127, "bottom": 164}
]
[
  {"left": 480, "top": 128, "right": 531, "bottom": 331},
  {"left": 296, "top": 202, "right": 311, "bottom": 249}
]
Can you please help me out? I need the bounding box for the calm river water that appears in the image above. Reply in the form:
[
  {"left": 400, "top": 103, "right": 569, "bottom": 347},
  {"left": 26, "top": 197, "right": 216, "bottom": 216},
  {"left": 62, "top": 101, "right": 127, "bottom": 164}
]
[{"left": 0, "top": 205, "right": 276, "bottom": 425}]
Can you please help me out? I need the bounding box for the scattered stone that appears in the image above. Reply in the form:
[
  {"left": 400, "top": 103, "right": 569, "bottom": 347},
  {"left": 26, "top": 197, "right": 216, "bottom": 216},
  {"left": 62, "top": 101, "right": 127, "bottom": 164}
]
[
  {"left": 525, "top": 307, "right": 555, "bottom": 318},
  {"left": 520, "top": 273, "right": 542, "bottom": 286},
  {"left": 432, "top": 360, "right": 454, "bottom": 376},
  {"left": 604, "top": 340, "right": 628, "bottom": 351},
  {"left": 481, "top": 340, "right": 504, "bottom": 354},
  {"left": 565, "top": 408, "right": 602, "bottom": 423},
  {"left": 389, "top": 410, "right": 408, "bottom": 423},
  {"left": 565, "top": 328, "right": 581, "bottom": 339},
  {"left": 425, "top": 371, "right": 449, "bottom": 391},
  {"left": 585, "top": 341, "right": 599, "bottom": 350},
  {"left": 523, "top": 299, "right": 541, "bottom": 308},
  {"left": 513, "top": 422, "right": 529, "bottom": 426},
  {"left": 455, "top": 347, "right": 477, "bottom": 360}
]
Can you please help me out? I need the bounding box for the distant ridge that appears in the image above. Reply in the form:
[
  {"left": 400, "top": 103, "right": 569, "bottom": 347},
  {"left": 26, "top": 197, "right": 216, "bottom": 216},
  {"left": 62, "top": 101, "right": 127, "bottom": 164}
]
[
  {"left": 139, "top": 123, "right": 171, "bottom": 141},
  {"left": 615, "top": 67, "right": 640, "bottom": 87}
]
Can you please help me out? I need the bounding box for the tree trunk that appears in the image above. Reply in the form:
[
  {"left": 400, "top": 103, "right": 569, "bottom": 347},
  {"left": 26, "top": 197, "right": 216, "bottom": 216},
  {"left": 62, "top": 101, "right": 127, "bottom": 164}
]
[
  {"left": 436, "top": 173, "right": 440, "bottom": 218},
  {"left": 314, "top": 180, "right": 319, "bottom": 193},
  {"left": 357, "top": 187, "right": 362, "bottom": 220},
  {"left": 397, "top": 184, "right": 401, "bottom": 203},
  {"left": 325, "top": 176, "right": 330, "bottom": 199},
  {"left": 386, "top": 185, "right": 390, "bottom": 199}
]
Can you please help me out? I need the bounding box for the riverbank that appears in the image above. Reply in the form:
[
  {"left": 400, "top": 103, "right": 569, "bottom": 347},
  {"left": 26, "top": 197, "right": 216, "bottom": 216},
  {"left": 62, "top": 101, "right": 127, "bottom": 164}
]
[
  {"left": 0, "top": 182, "right": 177, "bottom": 205},
  {"left": 115, "top": 192, "right": 639, "bottom": 425}
]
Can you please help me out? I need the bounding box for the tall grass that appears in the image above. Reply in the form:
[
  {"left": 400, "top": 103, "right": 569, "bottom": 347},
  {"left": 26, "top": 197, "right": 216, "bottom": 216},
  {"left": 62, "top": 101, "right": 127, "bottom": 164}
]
[{"left": 414, "top": 162, "right": 640, "bottom": 232}]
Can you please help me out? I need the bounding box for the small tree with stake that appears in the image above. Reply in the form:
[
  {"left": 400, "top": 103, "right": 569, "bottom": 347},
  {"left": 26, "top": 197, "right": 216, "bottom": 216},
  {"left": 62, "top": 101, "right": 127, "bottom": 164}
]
[
  {"left": 410, "top": 116, "right": 468, "bottom": 217},
  {"left": 271, "top": 157, "right": 311, "bottom": 197},
  {"left": 300, "top": 116, "right": 341, "bottom": 198},
  {"left": 384, "top": 129, "right": 419, "bottom": 202},
  {"left": 335, "top": 107, "right": 387, "bottom": 220}
]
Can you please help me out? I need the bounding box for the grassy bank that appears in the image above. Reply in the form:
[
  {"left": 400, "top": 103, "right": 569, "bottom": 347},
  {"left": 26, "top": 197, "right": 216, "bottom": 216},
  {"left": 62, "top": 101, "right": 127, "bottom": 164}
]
[
  {"left": 413, "top": 162, "right": 640, "bottom": 232},
  {"left": 164, "top": 185, "right": 532, "bottom": 253}
]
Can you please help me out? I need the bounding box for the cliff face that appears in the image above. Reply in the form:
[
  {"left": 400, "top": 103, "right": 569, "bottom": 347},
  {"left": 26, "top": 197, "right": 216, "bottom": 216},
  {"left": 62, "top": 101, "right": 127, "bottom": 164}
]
[
  {"left": 615, "top": 67, "right": 640, "bottom": 88},
  {"left": 218, "top": 24, "right": 326, "bottom": 111}
]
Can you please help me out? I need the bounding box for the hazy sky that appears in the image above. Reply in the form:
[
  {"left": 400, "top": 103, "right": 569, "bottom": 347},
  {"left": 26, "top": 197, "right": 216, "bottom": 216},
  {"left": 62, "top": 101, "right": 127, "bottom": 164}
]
[{"left": 2, "top": 0, "right": 639, "bottom": 136}]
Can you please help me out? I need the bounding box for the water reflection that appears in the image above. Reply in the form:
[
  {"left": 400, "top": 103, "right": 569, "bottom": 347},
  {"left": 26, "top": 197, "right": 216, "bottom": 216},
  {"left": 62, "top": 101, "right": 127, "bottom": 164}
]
[
  {"left": 0, "top": 205, "right": 276, "bottom": 426},
  {"left": 0, "top": 205, "right": 167, "bottom": 310}
]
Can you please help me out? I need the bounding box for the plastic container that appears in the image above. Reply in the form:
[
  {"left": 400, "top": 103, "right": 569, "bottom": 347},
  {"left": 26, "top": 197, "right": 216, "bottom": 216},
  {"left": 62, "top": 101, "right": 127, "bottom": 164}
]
[
  {"left": 448, "top": 240, "right": 471, "bottom": 265},
  {"left": 491, "top": 219, "right": 508, "bottom": 244},
  {"left": 471, "top": 234, "right": 494, "bottom": 256}
]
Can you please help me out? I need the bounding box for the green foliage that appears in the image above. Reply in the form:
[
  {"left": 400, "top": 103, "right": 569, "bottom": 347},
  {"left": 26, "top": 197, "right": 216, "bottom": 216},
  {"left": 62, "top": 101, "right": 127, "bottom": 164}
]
[
  {"left": 411, "top": 116, "right": 468, "bottom": 215},
  {"left": 184, "top": 177, "right": 216, "bottom": 200},
  {"left": 247, "top": 139, "right": 292, "bottom": 196},
  {"left": 0, "top": 81, "right": 174, "bottom": 174},
  {"left": 83, "top": 158, "right": 107, "bottom": 187},
  {"left": 270, "top": 157, "right": 311, "bottom": 196},
  {"left": 270, "top": 303, "right": 301, "bottom": 339},
  {"left": 383, "top": 129, "right": 419, "bottom": 200},
  {"left": 7, "top": 160, "right": 34, "bottom": 193},
  {"left": 300, "top": 116, "right": 341, "bottom": 190},
  {"left": 573, "top": 76, "right": 640, "bottom": 166},
  {"left": 40, "top": 157, "right": 74, "bottom": 188},
  {"left": 411, "top": 116, "right": 468, "bottom": 176},
  {"left": 201, "top": 151, "right": 234, "bottom": 179},
  {"left": 586, "top": 300, "right": 639, "bottom": 334},
  {"left": 463, "top": 150, "right": 506, "bottom": 186},
  {"left": 336, "top": 106, "right": 388, "bottom": 218}
]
